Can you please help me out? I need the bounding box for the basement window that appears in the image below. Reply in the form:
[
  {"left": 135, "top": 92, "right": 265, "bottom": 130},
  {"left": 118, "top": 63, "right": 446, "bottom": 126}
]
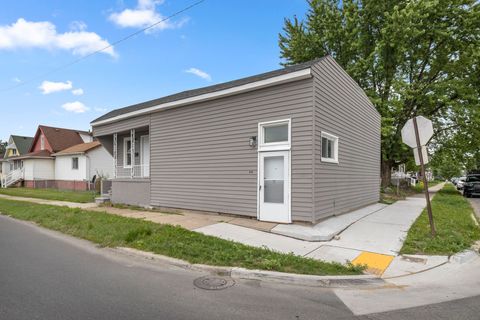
[{"left": 321, "top": 132, "right": 339, "bottom": 163}]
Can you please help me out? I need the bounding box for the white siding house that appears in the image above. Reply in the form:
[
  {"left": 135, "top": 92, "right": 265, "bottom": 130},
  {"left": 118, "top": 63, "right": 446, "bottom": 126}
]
[{"left": 53, "top": 141, "right": 113, "bottom": 189}]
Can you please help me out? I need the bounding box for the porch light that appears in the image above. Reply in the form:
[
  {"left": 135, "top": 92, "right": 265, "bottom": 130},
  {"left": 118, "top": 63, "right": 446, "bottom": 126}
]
[{"left": 249, "top": 136, "right": 257, "bottom": 148}]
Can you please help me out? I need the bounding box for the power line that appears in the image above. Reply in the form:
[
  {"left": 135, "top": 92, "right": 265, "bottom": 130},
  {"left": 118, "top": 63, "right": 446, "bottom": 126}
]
[{"left": 0, "top": 0, "right": 206, "bottom": 93}]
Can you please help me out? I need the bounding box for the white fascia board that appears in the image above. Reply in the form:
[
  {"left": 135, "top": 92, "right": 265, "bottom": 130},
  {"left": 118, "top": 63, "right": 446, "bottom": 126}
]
[
  {"left": 52, "top": 152, "right": 85, "bottom": 157},
  {"left": 91, "top": 68, "right": 312, "bottom": 127}
]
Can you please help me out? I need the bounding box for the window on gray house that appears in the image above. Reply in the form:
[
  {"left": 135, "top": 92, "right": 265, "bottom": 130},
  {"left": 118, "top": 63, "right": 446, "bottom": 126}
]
[{"left": 264, "top": 124, "right": 289, "bottom": 143}]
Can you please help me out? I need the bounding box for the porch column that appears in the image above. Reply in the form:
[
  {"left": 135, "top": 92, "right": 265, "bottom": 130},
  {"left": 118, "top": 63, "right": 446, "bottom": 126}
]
[
  {"left": 113, "top": 133, "right": 118, "bottom": 178},
  {"left": 130, "top": 129, "right": 135, "bottom": 178}
]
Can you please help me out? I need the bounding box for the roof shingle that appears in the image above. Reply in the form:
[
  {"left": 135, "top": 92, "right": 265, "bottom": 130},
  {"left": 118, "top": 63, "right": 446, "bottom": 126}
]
[
  {"left": 54, "top": 141, "right": 101, "bottom": 155},
  {"left": 91, "top": 57, "right": 326, "bottom": 124},
  {"left": 37, "top": 125, "right": 90, "bottom": 153}
]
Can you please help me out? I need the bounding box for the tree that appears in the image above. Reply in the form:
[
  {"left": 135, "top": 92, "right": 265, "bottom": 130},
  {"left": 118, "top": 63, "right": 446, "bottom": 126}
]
[
  {"left": 0, "top": 140, "right": 6, "bottom": 157},
  {"left": 279, "top": 0, "right": 480, "bottom": 186}
]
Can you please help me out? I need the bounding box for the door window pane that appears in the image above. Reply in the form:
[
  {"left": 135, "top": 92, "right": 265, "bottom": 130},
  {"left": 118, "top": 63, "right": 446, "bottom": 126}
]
[
  {"left": 264, "top": 156, "right": 284, "bottom": 203},
  {"left": 264, "top": 124, "right": 288, "bottom": 143}
]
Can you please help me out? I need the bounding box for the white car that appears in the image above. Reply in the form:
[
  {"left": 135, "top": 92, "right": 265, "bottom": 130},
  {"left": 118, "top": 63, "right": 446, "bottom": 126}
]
[{"left": 456, "top": 177, "right": 466, "bottom": 190}]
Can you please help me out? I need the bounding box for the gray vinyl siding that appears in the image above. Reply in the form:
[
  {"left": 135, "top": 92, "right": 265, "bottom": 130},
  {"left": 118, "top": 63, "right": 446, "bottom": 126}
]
[
  {"left": 92, "top": 57, "right": 380, "bottom": 223},
  {"left": 149, "top": 79, "right": 315, "bottom": 221},
  {"left": 93, "top": 115, "right": 150, "bottom": 136},
  {"left": 112, "top": 179, "right": 150, "bottom": 207},
  {"left": 312, "top": 56, "right": 381, "bottom": 221}
]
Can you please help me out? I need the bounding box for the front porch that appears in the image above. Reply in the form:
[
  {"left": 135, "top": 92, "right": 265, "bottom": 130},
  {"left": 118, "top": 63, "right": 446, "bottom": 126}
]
[
  {"left": 94, "top": 125, "right": 151, "bottom": 207},
  {"left": 110, "top": 127, "right": 150, "bottom": 179}
]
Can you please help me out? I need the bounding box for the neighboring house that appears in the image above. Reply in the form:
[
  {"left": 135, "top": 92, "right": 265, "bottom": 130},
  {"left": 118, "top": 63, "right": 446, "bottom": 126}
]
[
  {"left": 13, "top": 125, "right": 93, "bottom": 189},
  {"left": 0, "top": 135, "right": 34, "bottom": 177},
  {"left": 52, "top": 141, "right": 113, "bottom": 190},
  {"left": 91, "top": 56, "right": 381, "bottom": 224}
]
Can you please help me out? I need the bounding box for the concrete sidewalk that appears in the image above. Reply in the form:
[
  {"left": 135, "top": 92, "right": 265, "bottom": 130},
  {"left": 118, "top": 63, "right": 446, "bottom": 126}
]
[
  {"left": 0, "top": 193, "right": 277, "bottom": 231},
  {"left": 197, "top": 183, "right": 447, "bottom": 276},
  {"left": 0, "top": 183, "right": 447, "bottom": 277}
]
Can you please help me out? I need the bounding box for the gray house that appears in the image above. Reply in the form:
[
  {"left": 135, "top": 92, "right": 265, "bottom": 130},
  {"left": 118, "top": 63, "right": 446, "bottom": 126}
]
[{"left": 91, "top": 56, "right": 380, "bottom": 224}]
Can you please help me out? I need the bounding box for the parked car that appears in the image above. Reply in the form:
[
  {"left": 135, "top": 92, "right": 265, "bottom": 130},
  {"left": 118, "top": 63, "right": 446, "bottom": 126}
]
[
  {"left": 451, "top": 177, "right": 459, "bottom": 185},
  {"left": 456, "top": 176, "right": 467, "bottom": 190},
  {"left": 463, "top": 174, "right": 480, "bottom": 198}
]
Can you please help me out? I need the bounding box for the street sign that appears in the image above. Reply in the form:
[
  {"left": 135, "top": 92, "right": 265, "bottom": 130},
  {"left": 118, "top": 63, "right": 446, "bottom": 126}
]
[
  {"left": 413, "top": 145, "right": 429, "bottom": 165},
  {"left": 401, "top": 115, "right": 436, "bottom": 236},
  {"left": 401, "top": 116, "right": 433, "bottom": 148}
]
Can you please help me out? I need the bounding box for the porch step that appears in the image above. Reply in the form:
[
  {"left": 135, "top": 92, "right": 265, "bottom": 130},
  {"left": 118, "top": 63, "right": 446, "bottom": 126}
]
[{"left": 95, "top": 196, "right": 111, "bottom": 204}]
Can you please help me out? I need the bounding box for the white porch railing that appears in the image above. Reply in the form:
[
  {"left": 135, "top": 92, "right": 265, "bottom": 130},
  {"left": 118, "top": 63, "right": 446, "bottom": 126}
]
[
  {"left": 1, "top": 167, "right": 24, "bottom": 188},
  {"left": 115, "top": 165, "right": 150, "bottom": 179}
]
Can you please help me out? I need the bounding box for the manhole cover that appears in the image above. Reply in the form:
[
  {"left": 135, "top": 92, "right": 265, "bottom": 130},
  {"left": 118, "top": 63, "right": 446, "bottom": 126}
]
[{"left": 193, "top": 276, "right": 235, "bottom": 290}]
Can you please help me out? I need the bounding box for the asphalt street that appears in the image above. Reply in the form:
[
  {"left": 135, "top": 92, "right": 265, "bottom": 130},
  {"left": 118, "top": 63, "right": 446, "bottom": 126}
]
[{"left": 1, "top": 214, "right": 479, "bottom": 320}]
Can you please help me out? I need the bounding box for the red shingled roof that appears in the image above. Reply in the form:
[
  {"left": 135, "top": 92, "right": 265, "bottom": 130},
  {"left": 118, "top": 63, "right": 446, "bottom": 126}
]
[
  {"left": 38, "top": 125, "right": 89, "bottom": 153},
  {"left": 16, "top": 150, "right": 53, "bottom": 160}
]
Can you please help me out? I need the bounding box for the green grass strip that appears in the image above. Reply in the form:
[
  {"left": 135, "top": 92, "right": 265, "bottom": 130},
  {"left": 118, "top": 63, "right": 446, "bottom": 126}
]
[
  {"left": 0, "top": 188, "right": 96, "bottom": 203},
  {"left": 0, "top": 199, "right": 363, "bottom": 275},
  {"left": 401, "top": 184, "right": 480, "bottom": 255}
]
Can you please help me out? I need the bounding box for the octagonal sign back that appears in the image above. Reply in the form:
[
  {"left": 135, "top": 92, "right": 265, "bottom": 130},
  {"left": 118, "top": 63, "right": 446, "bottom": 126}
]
[{"left": 401, "top": 116, "right": 433, "bottom": 148}]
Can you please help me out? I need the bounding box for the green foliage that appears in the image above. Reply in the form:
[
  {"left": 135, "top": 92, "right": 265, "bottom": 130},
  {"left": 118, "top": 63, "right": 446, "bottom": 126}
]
[
  {"left": 401, "top": 184, "right": 480, "bottom": 255},
  {"left": 0, "top": 199, "right": 363, "bottom": 275},
  {"left": 0, "top": 140, "right": 6, "bottom": 157},
  {"left": 279, "top": 0, "right": 480, "bottom": 183},
  {"left": 0, "top": 188, "right": 96, "bottom": 203}
]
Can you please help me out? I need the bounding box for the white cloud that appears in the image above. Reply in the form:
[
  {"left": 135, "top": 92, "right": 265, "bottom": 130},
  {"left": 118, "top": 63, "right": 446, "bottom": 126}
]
[
  {"left": 94, "top": 107, "right": 108, "bottom": 112},
  {"left": 185, "top": 67, "right": 211, "bottom": 81},
  {"left": 0, "top": 18, "right": 115, "bottom": 57},
  {"left": 12, "top": 77, "right": 21, "bottom": 83},
  {"left": 109, "top": 0, "right": 180, "bottom": 32},
  {"left": 61, "top": 101, "right": 89, "bottom": 113},
  {"left": 71, "top": 88, "right": 84, "bottom": 96},
  {"left": 69, "top": 20, "right": 87, "bottom": 32},
  {"left": 39, "top": 80, "right": 73, "bottom": 94}
]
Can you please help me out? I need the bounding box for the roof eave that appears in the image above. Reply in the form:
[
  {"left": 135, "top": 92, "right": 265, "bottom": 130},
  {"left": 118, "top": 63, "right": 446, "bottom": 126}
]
[
  {"left": 52, "top": 152, "right": 86, "bottom": 156},
  {"left": 91, "top": 68, "right": 312, "bottom": 127}
]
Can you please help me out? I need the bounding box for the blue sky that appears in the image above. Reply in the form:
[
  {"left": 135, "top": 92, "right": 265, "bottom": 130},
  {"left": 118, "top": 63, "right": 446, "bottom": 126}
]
[{"left": 0, "top": 0, "right": 308, "bottom": 140}]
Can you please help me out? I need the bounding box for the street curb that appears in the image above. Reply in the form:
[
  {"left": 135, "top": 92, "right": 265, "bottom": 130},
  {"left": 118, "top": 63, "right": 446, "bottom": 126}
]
[{"left": 115, "top": 247, "right": 384, "bottom": 288}]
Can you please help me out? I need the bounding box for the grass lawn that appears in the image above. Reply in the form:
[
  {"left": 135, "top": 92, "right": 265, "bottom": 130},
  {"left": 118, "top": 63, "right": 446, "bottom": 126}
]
[
  {"left": 412, "top": 179, "right": 443, "bottom": 193},
  {"left": 401, "top": 184, "right": 480, "bottom": 255},
  {"left": 0, "top": 199, "right": 363, "bottom": 275},
  {"left": 380, "top": 180, "right": 444, "bottom": 205},
  {"left": 0, "top": 188, "right": 96, "bottom": 203}
]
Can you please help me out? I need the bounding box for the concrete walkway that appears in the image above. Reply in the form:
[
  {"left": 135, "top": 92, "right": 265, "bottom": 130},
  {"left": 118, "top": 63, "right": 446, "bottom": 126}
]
[
  {"left": 0, "top": 194, "right": 98, "bottom": 209},
  {"left": 0, "top": 193, "right": 277, "bottom": 231},
  {"left": 197, "top": 183, "right": 447, "bottom": 276},
  {"left": 0, "top": 183, "right": 448, "bottom": 277}
]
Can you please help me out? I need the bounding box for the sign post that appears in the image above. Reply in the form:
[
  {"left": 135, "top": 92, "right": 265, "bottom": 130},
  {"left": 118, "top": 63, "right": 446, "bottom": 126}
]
[{"left": 401, "top": 116, "right": 436, "bottom": 236}]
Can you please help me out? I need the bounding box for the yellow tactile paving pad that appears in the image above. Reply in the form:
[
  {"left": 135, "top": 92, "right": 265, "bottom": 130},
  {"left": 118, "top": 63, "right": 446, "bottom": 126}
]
[{"left": 352, "top": 252, "right": 394, "bottom": 276}]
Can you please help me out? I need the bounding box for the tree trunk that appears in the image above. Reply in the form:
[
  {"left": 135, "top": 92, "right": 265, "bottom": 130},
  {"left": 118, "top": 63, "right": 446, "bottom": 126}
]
[{"left": 381, "top": 159, "right": 393, "bottom": 188}]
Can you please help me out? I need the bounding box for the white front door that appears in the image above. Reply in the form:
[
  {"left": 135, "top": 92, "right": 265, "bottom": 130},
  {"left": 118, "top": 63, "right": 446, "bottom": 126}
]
[
  {"left": 258, "top": 151, "right": 290, "bottom": 223},
  {"left": 140, "top": 135, "right": 150, "bottom": 177}
]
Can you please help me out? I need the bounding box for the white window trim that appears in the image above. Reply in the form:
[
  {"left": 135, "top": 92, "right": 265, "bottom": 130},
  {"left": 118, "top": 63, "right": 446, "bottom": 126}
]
[
  {"left": 258, "top": 119, "right": 291, "bottom": 152},
  {"left": 40, "top": 136, "right": 45, "bottom": 150},
  {"left": 123, "top": 137, "right": 132, "bottom": 168},
  {"left": 321, "top": 132, "right": 339, "bottom": 164}
]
